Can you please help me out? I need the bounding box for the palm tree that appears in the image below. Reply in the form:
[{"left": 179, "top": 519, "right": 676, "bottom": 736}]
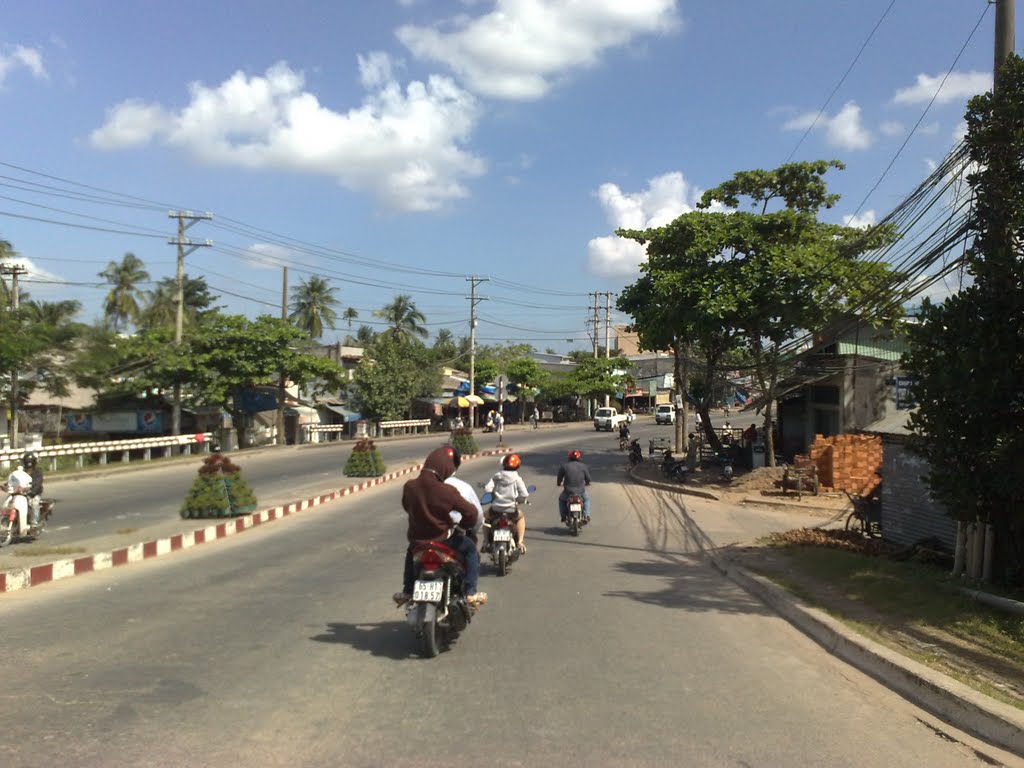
[
  {"left": 289, "top": 276, "right": 340, "bottom": 340},
  {"left": 343, "top": 306, "right": 359, "bottom": 328},
  {"left": 355, "top": 324, "right": 376, "bottom": 347},
  {"left": 138, "top": 275, "right": 219, "bottom": 331},
  {"left": 99, "top": 252, "right": 149, "bottom": 332},
  {"left": 374, "top": 294, "right": 428, "bottom": 342}
]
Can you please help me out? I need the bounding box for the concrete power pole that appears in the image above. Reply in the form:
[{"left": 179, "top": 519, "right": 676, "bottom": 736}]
[
  {"left": 2, "top": 264, "right": 27, "bottom": 448},
  {"left": 996, "top": 0, "right": 1015, "bottom": 86},
  {"left": 466, "top": 276, "right": 488, "bottom": 428},
  {"left": 604, "top": 291, "right": 613, "bottom": 407},
  {"left": 277, "top": 266, "right": 288, "bottom": 446},
  {"left": 168, "top": 210, "right": 212, "bottom": 436}
]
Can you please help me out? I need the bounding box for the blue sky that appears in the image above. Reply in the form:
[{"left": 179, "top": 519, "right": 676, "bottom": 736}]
[{"left": 0, "top": 0, "right": 1010, "bottom": 353}]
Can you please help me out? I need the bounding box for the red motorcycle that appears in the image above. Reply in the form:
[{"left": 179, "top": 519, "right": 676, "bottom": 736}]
[{"left": 406, "top": 537, "right": 474, "bottom": 658}]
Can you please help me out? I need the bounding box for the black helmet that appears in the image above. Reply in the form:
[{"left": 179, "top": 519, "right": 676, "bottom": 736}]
[{"left": 21, "top": 451, "right": 37, "bottom": 468}]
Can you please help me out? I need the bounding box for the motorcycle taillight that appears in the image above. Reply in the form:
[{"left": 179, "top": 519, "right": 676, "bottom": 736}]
[
  {"left": 417, "top": 548, "right": 443, "bottom": 570},
  {"left": 497, "top": 517, "right": 509, "bottom": 529}
]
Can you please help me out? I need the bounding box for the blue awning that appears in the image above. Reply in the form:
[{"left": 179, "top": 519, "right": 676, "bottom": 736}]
[{"left": 318, "top": 403, "right": 362, "bottom": 420}]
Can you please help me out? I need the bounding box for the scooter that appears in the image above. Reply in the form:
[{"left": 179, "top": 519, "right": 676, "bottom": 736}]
[
  {"left": 628, "top": 439, "right": 643, "bottom": 466},
  {"left": 563, "top": 494, "right": 587, "bottom": 536},
  {"left": 480, "top": 485, "right": 536, "bottom": 576},
  {"left": 0, "top": 492, "right": 55, "bottom": 547},
  {"left": 661, "top": 451, "right": 689, "bottom": 482},
  {"left": 405, "top": 511, "right": 475, "bottom": 658}
]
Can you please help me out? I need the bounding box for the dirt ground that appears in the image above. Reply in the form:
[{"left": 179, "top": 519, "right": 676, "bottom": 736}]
[{"left": 633, "top": 458, "right": 1024, "bottom": 710}]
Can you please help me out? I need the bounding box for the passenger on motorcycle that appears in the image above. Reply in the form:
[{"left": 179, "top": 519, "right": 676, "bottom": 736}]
[
  {"left": 395, "top": 446, "right": 487, "bottom": 607},
  {"left": 22, "top": 451, "right": 43, "bottom": 527},
  {"left": 618, "top": 421, "right": 630, "bottom": 441},
  {"left": 4, "top": 460, "right": 33, "bottom": 534},
  {"left": 483, "top": 453, "right": 530, "bottom": 554},
  {"left": 557, "top": 450, "right": 592, "bottom": 522},
  {"left": 444, "top": 447, "right": 483, "bottom": 547}
]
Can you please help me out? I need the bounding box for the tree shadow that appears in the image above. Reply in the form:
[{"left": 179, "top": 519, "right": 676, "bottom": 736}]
[{"left": 310, "top": 620, "right": 416, "bottom": 660}]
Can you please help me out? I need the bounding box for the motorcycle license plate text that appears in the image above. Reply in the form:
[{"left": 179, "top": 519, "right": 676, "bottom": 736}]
[
  {"left": 492, "top": 529, "right": 514, "bottom": 542},
  {"left": 569, "top": 503, "right": 583, "bottom": 513},
  {"left": 413, "top": 580, "right": 444, "bottom": 603}
]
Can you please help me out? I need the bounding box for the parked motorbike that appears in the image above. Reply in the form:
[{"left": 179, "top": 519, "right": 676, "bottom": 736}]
[
  {"left": 716, "top": 451, "right": 735, "bottom": 481},
  {"left": 0, "top": 493, "right": 54, "bottom": 547},
  {"left": 564, "top": 494, "right": 587, "bottom": 536},
  {"left": 406, "top": 513, "right": 475, "bottom": 658},
  {"left": 661, "top": 451, "right": 689, "bottom": 483},
  {"left": 628, "top": 439, "right": 643, "bottom": 466}
]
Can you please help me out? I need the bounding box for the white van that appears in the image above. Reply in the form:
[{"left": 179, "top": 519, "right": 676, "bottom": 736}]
[{"left": 655, "top": 404, "right": 675, "bottom": 425}]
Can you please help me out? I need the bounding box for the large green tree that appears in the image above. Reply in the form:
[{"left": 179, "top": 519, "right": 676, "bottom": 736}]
[
  {"left": 903, "top": 54, "right": 1024, "bottom": 583},
  {"left": 289, "top": 276, "right": 340, "bottom": 340},
  {"left": 620, "top": 161, "right": 897, "bottom": 464},
  {"left": 99, "top": 252, "right": 149, "bottom": 332},
  {"left": 351, "top": 333, "right": 425, "bottom": 421}
]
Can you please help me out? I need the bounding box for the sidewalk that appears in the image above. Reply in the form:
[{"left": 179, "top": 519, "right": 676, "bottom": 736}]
[{"left": 629, "top": 463, "right": 1024, "bottom": 758}]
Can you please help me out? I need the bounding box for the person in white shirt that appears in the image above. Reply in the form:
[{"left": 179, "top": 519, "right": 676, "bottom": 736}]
[
  {"left": 483, "top": 453, "right": 529, "bottom": 553},
  {"left": 444, "top": 447, "right": 483, "bottom": 547},
  {"left": 5, "top": 463, "right": 33, "bottom": 534}
]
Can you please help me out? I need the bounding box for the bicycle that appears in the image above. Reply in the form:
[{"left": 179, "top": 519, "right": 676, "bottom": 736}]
[{"left": 844, "top": 491, "right": 881, "bottom": 537}]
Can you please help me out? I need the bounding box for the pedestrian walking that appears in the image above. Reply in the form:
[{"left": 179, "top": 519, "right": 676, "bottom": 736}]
[
  {"left": 531, "top": 406, "right": 539, "bottom": 430},
  {"left": 494, "top": 410, "right": 504, "bottom": 443}
]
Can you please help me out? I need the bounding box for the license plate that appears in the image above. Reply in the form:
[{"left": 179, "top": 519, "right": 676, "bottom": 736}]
[
  {"left": 493, "top": 529, "right": 513, "bottom": 542},
  {"left": 569, "top": 503, "right": 583, "bottom": 513},
  {"left": 413, "top": 580, "right": 444, "bottom": 603}
]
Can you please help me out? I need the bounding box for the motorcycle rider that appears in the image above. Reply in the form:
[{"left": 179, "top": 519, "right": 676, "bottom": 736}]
[
  {"left": 483, "top": 453, "right": 530, "bottom": 554},
  {"left": 395, "top": 446, "right": 487, "bottom": 608},
  {"left": 22, "top": 451, "right": 43, "bottom": 528},
  {"left": 618, "top": 420, "right": 631, "bottom": 447},
  {"left": 5, "top": 459, "right": 34, "bottom": 535},
  {"left": 557, "top": 450, "right": 592, "bottom": 523}
]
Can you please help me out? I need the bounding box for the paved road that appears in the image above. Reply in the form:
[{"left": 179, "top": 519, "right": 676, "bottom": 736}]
[{"left": 0, "top": 427, "right": 1014, "bottom": 767}]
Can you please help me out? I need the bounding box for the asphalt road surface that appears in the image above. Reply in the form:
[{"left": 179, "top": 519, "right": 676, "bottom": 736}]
[{"left": 0, "top": 423, "right": 1015, "bottom": 767}]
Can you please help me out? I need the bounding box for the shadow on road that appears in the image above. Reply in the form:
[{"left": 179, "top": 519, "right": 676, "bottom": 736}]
[
  {"left": 603, "top": 558, "right": 772, "bottom": 615},
  {"left": 311, "top": 621, "right": 414, "bottom": 660}
]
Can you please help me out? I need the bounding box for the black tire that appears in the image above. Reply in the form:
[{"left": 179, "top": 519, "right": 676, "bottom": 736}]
[
  {"left": 497, "top": 545, "right": 507, "bottom": 577},
  {"left": 420, "top": 609, "right": 440, "bottom": 658},
  {"left": 0, "top": 516, "right": 12, "bottom": 547},
  {"left": 845, "top": 510, "right": 864, "bottom": 534},
  {"left": 571, "top": 516, "right": 580, "bottom": 536}
]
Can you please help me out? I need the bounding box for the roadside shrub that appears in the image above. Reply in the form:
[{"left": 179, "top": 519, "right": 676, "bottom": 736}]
[
  {"left": 345, "top": 439, "right": 386, "bottom": 477},
  {"left": 450, "top": 428, "right": 478, "bottom": 457}
]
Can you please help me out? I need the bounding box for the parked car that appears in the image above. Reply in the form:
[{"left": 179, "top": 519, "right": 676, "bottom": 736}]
[
  {"left": 593, "top": 407, "right": 628, "bottom": 431},
  {"left": 655, "top": 404, "right": 676, "bottom": 425}
]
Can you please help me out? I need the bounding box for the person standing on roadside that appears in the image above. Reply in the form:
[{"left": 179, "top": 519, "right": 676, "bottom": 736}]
[
  {"left": 494, "top": 410, "right": 504, "bottom": 443},
  {"left": 531, "top": 406, "right": 540, "bottom": 430}
]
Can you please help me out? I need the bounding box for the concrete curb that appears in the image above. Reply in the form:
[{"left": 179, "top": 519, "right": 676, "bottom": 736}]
[
  {"left": 713, "top": 557, "right": 1024, "bottom": 757},
  {"left": 0, "top": 448, "right": 510, "bottom": 595}
]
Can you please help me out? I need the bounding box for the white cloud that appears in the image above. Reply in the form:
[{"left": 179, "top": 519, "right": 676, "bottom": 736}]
[
  {"left": 242, "top": 243, "right": 296, "bottom": 269},
  {"left": 783, "top": 101, "right": 872, "bottom": 150},
  {"left": 396, "top": 0, "right": 679, "bottom": 100},
  {"left": 953, "top": 120, "right": 968, "bottom": 142},
  {"left": 89, "top": 59, "right": 485, "bottom": 213},
  {"left": 0, "top": 44, "right": 47, "bottom": 85},
  {"left": 842, "top": 210, "right": 876, "bottom": 229},
  {"left": 892, "top": 70, "right": 991, "bottom": 105},
  {"left": 879, "top": 120, "right": 904, "bottom": 137},
  {"left": 587, "top": 171, "right": 697, "bottom": 277}
]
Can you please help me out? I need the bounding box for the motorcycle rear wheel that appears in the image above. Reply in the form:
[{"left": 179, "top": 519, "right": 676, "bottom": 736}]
[
  {"left": 420, "top": 612, "right": 441, "bottom": 658},
  {"left": 497, "top": 545, "right": 507, "bottom": 577},
  {"left": 570, "top": 516, "right": 580, "bottom": 537},
  {"left": 0, "top": 517, "right": 13, "bottom": 547}
]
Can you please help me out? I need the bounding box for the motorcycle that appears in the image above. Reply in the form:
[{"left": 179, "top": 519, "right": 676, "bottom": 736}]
[
  {"left": 628, "top": 439, "right": 643, "bottom": 466},
  {"left": 0, "top": 492, "right": 54, "bottom": 547},
  {"left": 661, "top": 451, "right": 689, "bottom": 483},
  {"left": 480, "top": 485, "right": 535, "bottom": 577},
  {"left": 406, "top": 512, "right": 475, "bottom": 658},
  {"left": 716, "top": 451, "right": 735, "bottom": 481},
  {"left": 618, "top": 433, "right": 630, "bottom": 451},
  {"left": 564, "top": 494, "right": 586, "bottom": 536}
]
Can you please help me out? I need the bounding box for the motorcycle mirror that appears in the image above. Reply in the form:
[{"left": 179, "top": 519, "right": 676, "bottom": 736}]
[
  {"left": 480, "top": 492, "right": 494, "bottom": 505},
  {"left": 526, "top": 484, "right": 537, "bottom": 493}
]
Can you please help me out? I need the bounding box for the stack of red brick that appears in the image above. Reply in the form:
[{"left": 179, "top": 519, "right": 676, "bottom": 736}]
[{"left": 807, "top": 434, "right": 882, "bottom": 496}]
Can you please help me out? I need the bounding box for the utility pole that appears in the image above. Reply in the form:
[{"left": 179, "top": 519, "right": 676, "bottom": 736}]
[
  {"left": 590, "top": 292, "right": 600, "bottom": 357},
  {"left": 168, "top": 210, "right": 212, "bottom": 436},
  {"left": 277, "top": 266, "right": 288, "bottom": 446},
  {"left": 2, "top": 264, "right": 27, "bottom": 448},
  {"left": 604, "top": 291, "right": 613, "bottom": 407},
  {"left": 466, "top": 276, "right": 488, "bottom": 429},
  {"left": 995, "top": 0, "right": 1015, "bottom": 87}
]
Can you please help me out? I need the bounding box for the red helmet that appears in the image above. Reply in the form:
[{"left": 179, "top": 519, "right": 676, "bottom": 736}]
[
  {"left": 568, "top": 450, "right": 582, "bottom": 462},
  {"left": 503, "top": 453, "right": 521, "bottom": 471}
]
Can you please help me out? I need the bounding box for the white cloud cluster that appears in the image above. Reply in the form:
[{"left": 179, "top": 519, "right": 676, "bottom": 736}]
[
  {"left": 842, "top": 210, "right": 876, "bottom": 229},
  {"left": 396, "top": 0, "right": 680, "bottom": 100},
  {"left": 0, "top": 44, "right": 47, "bottom": 85},
  {"left": 89, "top": 59, "right": 485, "bottom": 212},
  {"left": 893, "top": 71, "right": 991, "bottom": 105},
  {"left": 587, "top": 172, "right": 697, "bottom": 277},
  {"left": 783, "top": 101, "right": 872, "bottom": 150}
]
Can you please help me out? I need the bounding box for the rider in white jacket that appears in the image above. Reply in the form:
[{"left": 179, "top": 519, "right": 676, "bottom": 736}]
[
  {"left": 5, "top": 464, "right": 33, "bottom": 534},
  {"left": 483, "top": 453, "right": 530, "bottom": 553}
]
